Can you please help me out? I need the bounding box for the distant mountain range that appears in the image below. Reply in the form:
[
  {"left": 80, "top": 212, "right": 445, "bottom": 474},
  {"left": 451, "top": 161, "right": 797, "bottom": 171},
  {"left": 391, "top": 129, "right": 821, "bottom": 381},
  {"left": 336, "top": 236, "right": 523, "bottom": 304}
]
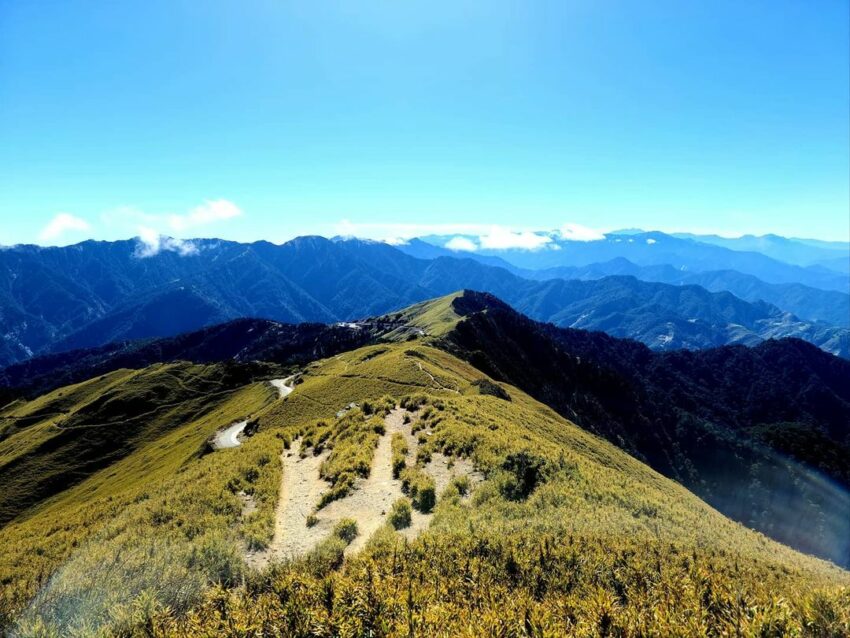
[
  {"left": 512, "top": 259, "right": 850, "bottom": 327},
  {"left": 408, "top": 230, "right": 849, "bottom": 291},
  {"left": 668, "top": 232, "right": 850, "bottom": 270},
  {"left": 1, "top": 234, "right": 847, "bottom": 366},
  {"left": 399, "top": 235, "right": 850, "bottom": 326}
]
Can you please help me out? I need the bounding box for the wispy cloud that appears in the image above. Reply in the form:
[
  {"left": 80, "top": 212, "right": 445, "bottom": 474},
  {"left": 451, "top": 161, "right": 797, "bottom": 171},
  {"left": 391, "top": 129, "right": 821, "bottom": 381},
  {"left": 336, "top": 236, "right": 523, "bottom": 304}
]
[
  {"left": 38, "top": 213, "right": 91, "bottom": 242},
  {"left": 103, "top": 199, "right": 243, "bottom": 234},
  {"left": 558, "top": 223, "right": 605, "bottom": 241},
  {"left": 335, "top": 219, "right": 606, "bottom": 251},
  {"left": 478, "top": 227, "right": 553, "bottom": 250},
  {"left": 167, "top": 200, "right": 242, "bottom": 232},
  {"left": 445, "top": 236, "right": 478, "bottom": 251},
  {"left": 99, "top": 199, "right": 243, "bottom": 256},
  {"left": 134, "top": 226, "right": 199, "bottom": 258},
  {"left": 334, "top": 219, "right": 490, "bottom": 240}
]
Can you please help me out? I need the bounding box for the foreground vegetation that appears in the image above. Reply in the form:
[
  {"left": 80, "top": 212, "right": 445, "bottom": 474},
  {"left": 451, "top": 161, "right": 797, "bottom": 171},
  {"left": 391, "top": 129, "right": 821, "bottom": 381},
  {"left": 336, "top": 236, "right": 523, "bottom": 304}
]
[{"left": 0, "top": 338, "right": 847, "bottom": 636}]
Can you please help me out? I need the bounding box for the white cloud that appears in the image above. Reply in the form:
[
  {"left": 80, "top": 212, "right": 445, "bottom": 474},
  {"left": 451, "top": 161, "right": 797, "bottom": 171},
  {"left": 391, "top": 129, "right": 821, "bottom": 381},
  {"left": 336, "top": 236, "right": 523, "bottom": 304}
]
[
  {"left": 334, "top": 219, "right": 491, "bottom": 241},
  {"left": 135, "top": 226, "right": 199, "bottom": 258},
  {"left": 382, "top": 236, "right": 410, "bottom": 246},
  {"left": 38, "top": 213, "right": 91, "bottom": 242},
  {"left": 333, "top": 220, "right": 589, "bottom": 251},
  {"left": 558, "top": 223, "right": 605, "bottom": 242},
  {"left": 100, "top": 205, "right": 157, "bottom": 227},
  {"left": 167, "top": 199, "right": 242, "bottom": 232},
  {"left": 646, "top": 238, "right": 657, "bottom": 245},
  {"left": 445, "top": 236, "right": 478, "bottom": 252},
  {"left": 478, "top": 227, "right": 552, "bottom": 250},
  {"left": 101, "top": 199, "right": 243, "bottom": 238},
  {"left": 98, "top": 199, "right": 243, "bottom": 255}
]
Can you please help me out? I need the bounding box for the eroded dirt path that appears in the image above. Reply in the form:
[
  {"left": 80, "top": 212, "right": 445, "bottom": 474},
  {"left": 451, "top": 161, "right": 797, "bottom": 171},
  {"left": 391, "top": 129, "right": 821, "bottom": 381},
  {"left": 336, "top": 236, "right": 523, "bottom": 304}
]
[
  {"left": 250, "top": 406, "right": 482, "bottom": 567},
  {"left": 247, "top": 441, "right": 329, "bottom": 567},
  {"left": 320, "top": 407, "right": 406, "bottom": 553}
]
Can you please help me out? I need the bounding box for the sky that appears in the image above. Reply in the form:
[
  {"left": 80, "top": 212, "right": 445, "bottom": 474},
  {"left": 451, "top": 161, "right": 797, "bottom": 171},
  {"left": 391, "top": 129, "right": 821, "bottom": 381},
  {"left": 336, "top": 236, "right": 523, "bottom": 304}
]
[{"left": 1, "top": 0, "right": 848, "bottom": 247}]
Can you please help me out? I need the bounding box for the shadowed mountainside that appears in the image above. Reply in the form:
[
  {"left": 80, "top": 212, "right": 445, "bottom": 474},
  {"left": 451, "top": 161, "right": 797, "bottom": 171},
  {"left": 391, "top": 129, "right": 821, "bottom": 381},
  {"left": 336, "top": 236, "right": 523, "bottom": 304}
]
[{"left": 437, "top": 291, "right": 850, "bottom": 567}]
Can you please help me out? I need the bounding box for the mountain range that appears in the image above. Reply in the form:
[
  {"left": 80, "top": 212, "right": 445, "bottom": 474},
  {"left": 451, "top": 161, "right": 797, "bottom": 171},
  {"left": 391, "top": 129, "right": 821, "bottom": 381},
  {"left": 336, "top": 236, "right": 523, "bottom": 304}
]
[
  {"left": 3, "top": 289, "right": 848, "bottom": 568},
  {"left": 410, "top": 230, "right": 849, "bottom": 291},
  {"left": 1, "top": 234, "right": 848, "bottom": 367}
]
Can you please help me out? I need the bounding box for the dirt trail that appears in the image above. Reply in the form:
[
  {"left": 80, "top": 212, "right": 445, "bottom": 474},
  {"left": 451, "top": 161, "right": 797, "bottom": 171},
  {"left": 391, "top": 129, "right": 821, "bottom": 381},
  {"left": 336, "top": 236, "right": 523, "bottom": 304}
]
[
  {"left": 247, "top": 441, "right": 329, "bottom": 567},
  {"left": 415, "top": 361, "right": 460, "bottom": 394},
  {"left": 269, "top": 375, "right": 296, "bottom": 398},
  {"left": 213, "top": 377, "right": 296, "bottom": 451},
  {"left": 250, "top": 406, "right": 481, "bottom": 566},
  {"left": 320, "top": 407, "right": 407, "bottom": 553},
  {"left": 211, "top": 420, "right": 247, "bottom": 449}
]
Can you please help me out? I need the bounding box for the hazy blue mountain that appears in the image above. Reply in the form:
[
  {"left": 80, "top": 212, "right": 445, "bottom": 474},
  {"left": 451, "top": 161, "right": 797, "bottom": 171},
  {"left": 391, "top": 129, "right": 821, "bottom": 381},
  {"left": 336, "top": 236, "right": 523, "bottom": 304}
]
[
  {"left": 1, "top": 236, "right": 847, "bottom": 366},
  {"left": 816, "top": 255, "right": 850, "bottom": 274},
  {"left": 670, "top": 232, "right": 849, "bottom": 269},
  {"left": 410, "top": 231, "right": 849, "bottom": 292},
  {"left": 520, "top": 258, "right": 850, "bottom": 327}
]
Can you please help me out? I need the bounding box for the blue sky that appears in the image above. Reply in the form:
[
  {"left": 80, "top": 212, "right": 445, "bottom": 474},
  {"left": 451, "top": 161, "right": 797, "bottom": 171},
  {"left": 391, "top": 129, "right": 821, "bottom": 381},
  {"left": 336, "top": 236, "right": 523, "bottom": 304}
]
[{"left": 1, "top": 0, "right": 848, "bottom": 246}]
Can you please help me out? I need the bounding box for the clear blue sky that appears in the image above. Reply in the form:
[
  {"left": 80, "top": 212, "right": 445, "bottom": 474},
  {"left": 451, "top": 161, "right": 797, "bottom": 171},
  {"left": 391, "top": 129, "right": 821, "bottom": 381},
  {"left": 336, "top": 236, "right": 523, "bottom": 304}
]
[{"left": 1, "top": 0, "right": 848, "bottom": 245}]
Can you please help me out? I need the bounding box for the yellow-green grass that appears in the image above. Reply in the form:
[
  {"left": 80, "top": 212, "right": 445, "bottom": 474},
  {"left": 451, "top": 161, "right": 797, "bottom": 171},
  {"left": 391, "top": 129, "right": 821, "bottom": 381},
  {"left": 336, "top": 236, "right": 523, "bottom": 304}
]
[
  {"left": 1, "top": 342, "right": 847, "bottom": 636},
  {"left": 0, "top": 364, "right": 279, "bottom": 632},
  {"left": 380, "top": 290, "right": 465, "bottom": 339}
]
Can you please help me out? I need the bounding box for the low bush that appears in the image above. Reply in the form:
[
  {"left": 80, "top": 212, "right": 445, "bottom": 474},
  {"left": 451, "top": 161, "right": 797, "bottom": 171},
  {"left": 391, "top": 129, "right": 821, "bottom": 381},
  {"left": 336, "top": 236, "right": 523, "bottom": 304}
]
[
  {"left": 334, "top": 519, "right": 358, "bottom": 544},
  {"left": 471, "top": 378, "right": 511, "bottom": 401},
  {"left": 500, "top": 450, "right": 549, "bottom": 501},
  {"left": 388, "top": 498, "right": 412, "bottom": 530},
  {"left": 452, "top": 475, "right": 470, "bottom": 496},
  {"left": 400, "top": 467, "right": 436, "bottom": 513},
  {"left": 391, "top": 433, "right": 408, "bottom": 479}
]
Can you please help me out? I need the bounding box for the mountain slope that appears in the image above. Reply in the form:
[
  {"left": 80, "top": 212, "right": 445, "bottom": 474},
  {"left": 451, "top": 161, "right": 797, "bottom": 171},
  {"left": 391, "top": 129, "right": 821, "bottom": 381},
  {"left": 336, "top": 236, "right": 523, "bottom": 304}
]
[
  {"left": 0, "top": 318, "right": 382, "bottom": 397},
  {"left": 4, "top": 289, "right": 849, "bottom": 569},
  {"left": 0, "top": 337, "right": 847, "bottom": 635},
  {"left": 415, "top": 257, "right": 849, "bottom": 356},
  {"left": 426, "top": 291, "right": 850, "bottom": 567},
  {"left": 0, "top": 361, "right": 280, "bottom": 526}
]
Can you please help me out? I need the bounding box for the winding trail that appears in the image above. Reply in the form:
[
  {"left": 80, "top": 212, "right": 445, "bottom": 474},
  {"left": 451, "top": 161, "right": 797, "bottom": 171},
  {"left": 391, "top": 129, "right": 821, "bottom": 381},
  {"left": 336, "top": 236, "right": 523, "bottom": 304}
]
[
  {"left": 212, "top": 420, "right": 248, "bottom": 449},
  {"left": 211, "top": 376, "right": 296, "bottom": 451},
  {"left": 414, "top": 361, "right": 460, "bottom": 394},
  {"left": 269, "top": 375, "right": 296, "bottom": 399}
]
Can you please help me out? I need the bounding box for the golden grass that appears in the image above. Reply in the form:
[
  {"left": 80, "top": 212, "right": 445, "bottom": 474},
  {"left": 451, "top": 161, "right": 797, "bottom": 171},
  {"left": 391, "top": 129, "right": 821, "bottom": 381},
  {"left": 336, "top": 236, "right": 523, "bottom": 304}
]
[{"left": 0, "top": 343, "right": 847, "bottom": 636}]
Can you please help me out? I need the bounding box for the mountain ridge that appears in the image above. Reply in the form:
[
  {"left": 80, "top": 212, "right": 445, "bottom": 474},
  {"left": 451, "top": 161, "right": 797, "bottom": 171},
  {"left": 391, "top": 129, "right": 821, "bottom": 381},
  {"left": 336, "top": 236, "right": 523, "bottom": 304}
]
[
  {"left": 2, "top": 289, "right": 848, "bottom": 567},
  {"left": 2, "top": 236, "right": 847, "bottom": 367},
  {"left": 1, "top": 307, "right": 847, "bottom": 635}
]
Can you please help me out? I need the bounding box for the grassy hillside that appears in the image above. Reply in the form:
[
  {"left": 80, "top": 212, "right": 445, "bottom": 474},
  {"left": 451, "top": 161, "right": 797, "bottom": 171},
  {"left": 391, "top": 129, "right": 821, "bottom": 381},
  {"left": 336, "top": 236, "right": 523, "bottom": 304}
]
[
  {"left": 0, "top": 361, "right": 283, "bottom": 525},
  {"left": 0, "top": 339, "right": 847, "bottom": 636},
  {"left": 432, "top": 291, "right": 850, "bottom": 567}
]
